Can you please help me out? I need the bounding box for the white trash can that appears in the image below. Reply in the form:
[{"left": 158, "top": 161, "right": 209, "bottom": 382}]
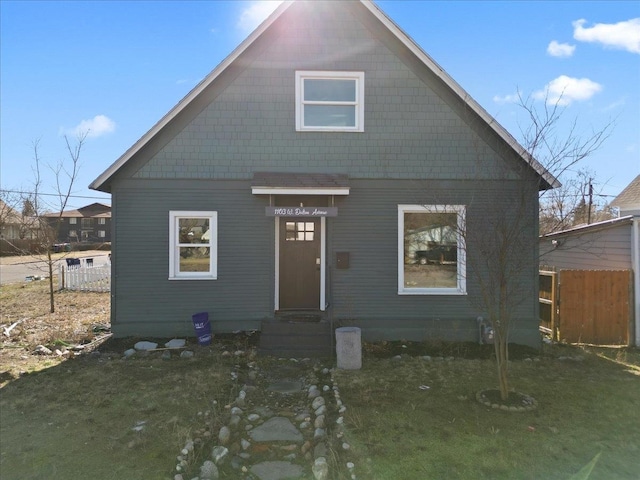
[{"left": 335, "top": 327, "right": 362, "bottom": 370}]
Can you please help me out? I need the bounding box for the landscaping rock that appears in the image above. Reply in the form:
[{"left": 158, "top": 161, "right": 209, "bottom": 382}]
[
  {"left": 134, "top": 341, "right": 157, "bottom": 351},
  {"left": 211, "top": 445, "right": 229, "bottom": 464},
  {"left": 200, "top": 459, "right": 219, "bottom": 479},
  {"left": 218, "top": 426, "right": 231, "bottom": 445},
  {"left": 34, "top": 345, "right": 52, "bottom": 355},
  {"left": 165, "top": 339, "right": 186, "bottom": 348},
  {"left": 312, "top": 457, "right": 329, "bottom": 480}
]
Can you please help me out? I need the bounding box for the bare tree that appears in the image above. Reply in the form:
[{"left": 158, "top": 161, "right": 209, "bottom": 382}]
[
  {"left": 480, "top": 95, "right": 612, "bottom": 400},
  {"left": 539, "top": 168, "right": 615, "bottom": 235},
  {"left": 465, "top": 94, "right": 611, "bottom": 401},
  {"left": 13, "top": 134, "right": 87, "bottom": 313}
]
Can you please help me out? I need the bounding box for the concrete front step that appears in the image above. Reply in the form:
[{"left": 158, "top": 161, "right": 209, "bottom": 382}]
[{"left": 259, "top": 320, "right": 333, "bottom": 358}]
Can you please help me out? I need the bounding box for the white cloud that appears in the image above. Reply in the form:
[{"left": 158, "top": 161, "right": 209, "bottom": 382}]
[
  {"left": 61, "top": 115, "right": 116, "bottom": 138},
  {"left": 493, "top": 93, "right": 520, "bottom": 104},
  {"left": 573, "top": 18, "right": 640, "bottom": 54},
  {"left": 547, "top": 40, "right": 576, "bottom": 57},
  {"left": 533, "top": 75, "right": 603, "bottom": 106},
  {"left": 237, "top": 1, "right": 283, "bottom": 33}
]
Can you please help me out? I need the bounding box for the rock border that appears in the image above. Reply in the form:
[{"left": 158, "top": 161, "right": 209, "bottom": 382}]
[{"left": 475, "top": 389, "right": 538, "bottom": 412}]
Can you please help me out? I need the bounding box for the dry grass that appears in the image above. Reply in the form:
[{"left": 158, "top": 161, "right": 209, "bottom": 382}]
[{"left": 0, "top": 279, "right": 110, "bottom": 384}]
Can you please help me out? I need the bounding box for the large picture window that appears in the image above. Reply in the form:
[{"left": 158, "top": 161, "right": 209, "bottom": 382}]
[
  {"left": 169, "top": 211, "right": 217, "bottom": 280},
  {"left": 398, "top": 205, "right": 466, "bottom": 295},
  {"left": 295, "top": 71, "right": 364, "bottom": 132}
]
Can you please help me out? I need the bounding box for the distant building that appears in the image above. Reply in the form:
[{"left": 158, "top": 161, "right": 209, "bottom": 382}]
[
  {"left": 43, "top": 202, "right": 111, "bottom": 243},
  {"left": 611, "top": 174, "right": 640, "bottom": 217}
]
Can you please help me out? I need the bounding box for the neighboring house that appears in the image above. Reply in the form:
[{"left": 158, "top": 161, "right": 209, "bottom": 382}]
[
  {"left": 0, "top": 200, "right": 39, "bottom": 241},
  {"left": 43, "top": 202, "right": 112, "bottom": 243},
  {"left": 0, "top": 200, "right": 25, "bottom": 240},
  {"left": 612, "top": 174, "right": 640, "bottom": 216},
  {"left": 540, "top": 175, "right": 640, "bottom": 345},
  {"left": 90, "top": 0, "right": 558, "bottom": 348}
]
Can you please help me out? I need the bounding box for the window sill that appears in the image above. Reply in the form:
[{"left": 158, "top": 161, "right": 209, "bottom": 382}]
[
  {"left": 169, "top": 276, "right": 217, "bottom": 281},
  {"left": 398, "top": 289, "right": 467, "bottom": 295},
  {"left": 296, "top": 127, "right": 363, "bottom": 133}
]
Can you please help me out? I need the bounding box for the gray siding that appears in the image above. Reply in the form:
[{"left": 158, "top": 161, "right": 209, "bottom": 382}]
[
  {"left": 540, "top": 223, "right": 632, "bottom": 270},
  {"left": 131, "top": 1, "right": 520, "bottom": 183},
  {"left": 112, "top": 179, "right": 273, "bottom": 336},
  {"left": 328, "top": 179, "right": 539, "bottom": 346},
  {"left": 111, "top": 178, "right": 540, "bottom": 347}
]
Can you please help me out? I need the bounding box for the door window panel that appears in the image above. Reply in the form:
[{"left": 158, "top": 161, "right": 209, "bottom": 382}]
[{"left": 285, "top": 221, "right": 315, "bottom": 241}]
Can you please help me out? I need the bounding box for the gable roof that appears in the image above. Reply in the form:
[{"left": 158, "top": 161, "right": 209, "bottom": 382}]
[
  {"left": 611, "top": 174, "right": 640, "bottom": 213},
  {"left": 90, "top": 0, "right": 560, "bottom": 193},
  {"left": 0, "top": 199, "right": 22, "bottom": 223},
  {"left": 43, "top": 202, "right": 111, "bottom": 218}
]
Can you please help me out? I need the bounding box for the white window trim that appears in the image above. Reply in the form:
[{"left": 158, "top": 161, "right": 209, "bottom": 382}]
[
  {"left": 69, "top": 217, "right": 77, "bottom": 224},
  {"left": 98, "top": 218, "right": 106, "bottom": 225},
  {"left": 295, "top": 70, "right": 365, "bottom": 132},
  {"left": 398, "top": 204, "right": 466, "bottom": 295},
  {"left": 169, "top": 211, "right": 217, "bottom": 280},
  {"left": 98, "top": 230, "right": 106, "bottom": 238}
]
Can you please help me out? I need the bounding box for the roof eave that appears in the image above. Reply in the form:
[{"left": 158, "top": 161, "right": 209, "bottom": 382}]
[{"left": 540, "top": 215, "right": 634, "bottom": 238}]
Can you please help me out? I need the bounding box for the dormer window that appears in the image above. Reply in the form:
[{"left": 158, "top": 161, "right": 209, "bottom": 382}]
[{"left": 295, "top": 71, "right": 364, "bottom": 132}]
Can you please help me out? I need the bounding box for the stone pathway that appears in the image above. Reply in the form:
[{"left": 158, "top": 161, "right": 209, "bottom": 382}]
[{"left": 173, "top": 355, "right": 354, "bottom": 480}]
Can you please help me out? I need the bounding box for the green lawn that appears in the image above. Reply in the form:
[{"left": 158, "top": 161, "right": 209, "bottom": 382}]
[{"left": 334, "top": 347, "right": 640, "bottom": 480}]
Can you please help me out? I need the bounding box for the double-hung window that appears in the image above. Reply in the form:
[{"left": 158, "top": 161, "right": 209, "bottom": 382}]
[
  {"left": 169, "top": 211, "right": 217, "bottom": 280},
  {"left": 398, "top": 205, "right": 466, "bottom": 295},
  {"left": 295, "top": 71, "right": 364, "bottom": 132}
]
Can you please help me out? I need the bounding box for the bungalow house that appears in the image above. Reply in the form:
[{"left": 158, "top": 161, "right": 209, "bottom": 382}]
[
  {"left": 0, "top": 199, "right": 28, "bottom": 241},
  {"left": 90, "top": 0, "right": 558, "bottom": 353},
  {"left": 43, "top": 202, "right": 112, "bottom": 243},
  {"left": 0, "top": 199, "right": 42, "bottom": 255},
  {"left": 540, "top": 175, "right": 640, "bottom": 345}
]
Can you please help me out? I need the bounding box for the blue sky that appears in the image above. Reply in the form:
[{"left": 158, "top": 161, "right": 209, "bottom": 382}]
[{"left": 1, "top": 0, "right": 639, "bottom": 211}]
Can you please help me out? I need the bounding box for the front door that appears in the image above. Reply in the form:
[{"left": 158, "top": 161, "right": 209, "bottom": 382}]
[{"left": 279, "top": 218, "right": 321, "bottom": 309}]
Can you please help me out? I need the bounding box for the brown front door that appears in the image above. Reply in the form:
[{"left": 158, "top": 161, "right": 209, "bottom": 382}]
[{"left": 279, "top": 218, "right": 321, "bottom": 309}]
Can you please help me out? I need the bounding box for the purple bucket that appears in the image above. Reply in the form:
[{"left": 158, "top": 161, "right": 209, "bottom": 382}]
[{"left": 192, "top": 312, "right": 212, "bottom": 346}]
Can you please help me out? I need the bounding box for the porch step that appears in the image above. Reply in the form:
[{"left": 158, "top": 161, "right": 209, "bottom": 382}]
[{"left": 259, "top": 320, "right": 333, "bottom": 358}]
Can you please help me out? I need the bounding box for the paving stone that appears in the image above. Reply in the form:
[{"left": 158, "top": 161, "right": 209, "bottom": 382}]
[
  {"left": 248, "top": 417, "right": 303, "bottom": 443},
  {"left": 250, "top": 460, "right": 304, "bottom": 480}
]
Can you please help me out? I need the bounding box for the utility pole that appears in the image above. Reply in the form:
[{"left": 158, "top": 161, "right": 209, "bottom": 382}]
[{"left": 587, "top": 180, "right": 593, "bottom": 224}]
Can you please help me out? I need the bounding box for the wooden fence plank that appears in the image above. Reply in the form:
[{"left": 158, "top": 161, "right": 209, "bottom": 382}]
[
  {"left": 557, "top": 270, "right": 631, "bottom": 345},
  {"left": 539, "top": 271, "right": 558, "bottom": 340}
]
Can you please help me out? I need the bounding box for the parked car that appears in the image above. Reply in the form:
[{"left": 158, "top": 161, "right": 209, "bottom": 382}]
[
  {"left": 51, "top": 243, "right": 71, "bottom": 253},
  {"left": 415, "top": 244, "right": 456, "bottom": 265}
]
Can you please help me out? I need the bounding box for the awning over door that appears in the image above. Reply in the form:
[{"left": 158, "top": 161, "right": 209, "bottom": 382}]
[{"left": 251, "top": 172, "right": 350, "bottom": 196}]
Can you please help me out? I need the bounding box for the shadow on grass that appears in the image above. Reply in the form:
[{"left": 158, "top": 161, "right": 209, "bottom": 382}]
[{"left": 0, "top": 341, "right": 237, "bottom": 480}]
